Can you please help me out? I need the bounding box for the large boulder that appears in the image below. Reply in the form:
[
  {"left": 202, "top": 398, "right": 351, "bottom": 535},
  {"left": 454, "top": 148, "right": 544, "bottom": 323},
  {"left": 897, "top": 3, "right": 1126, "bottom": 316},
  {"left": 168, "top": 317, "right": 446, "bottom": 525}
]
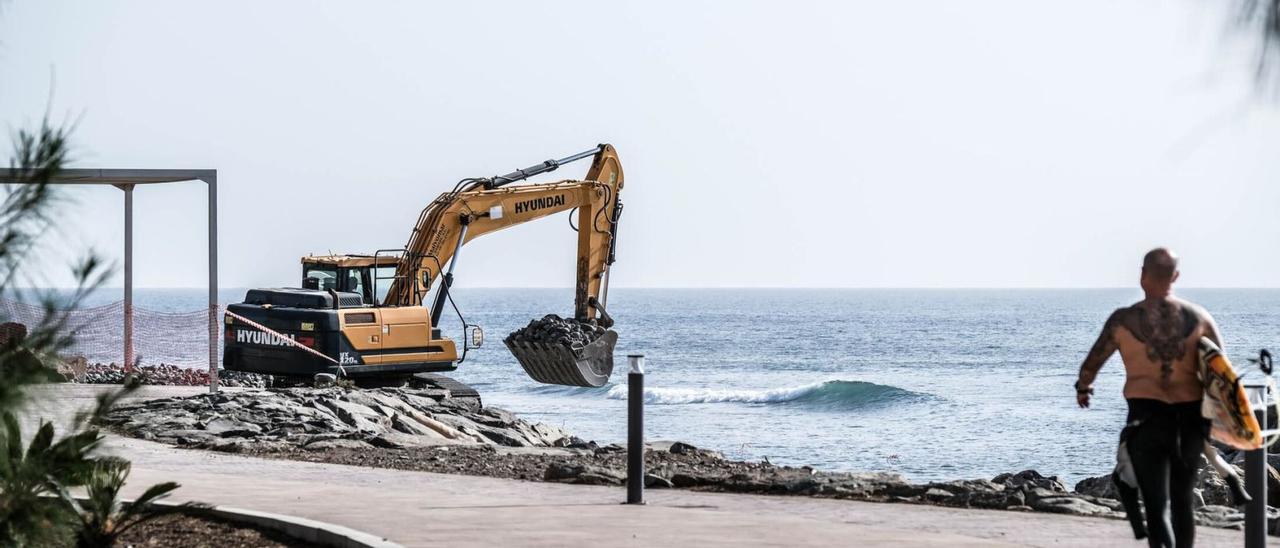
[
  {"left": 925, "top": 479, "right": 1020, "bottom": 509},
  {"left": 1073, "top": 474, "right": 1117, "bottom": 500},
  {"left": 1031, "top": 496, "right": 1113, "bottom": 516},
  {"left": 202, "top": 417, "right": 263, "bottom": 438},
  {"left": 993, "top": 470, "right": 1067, "bottom": 493},
  {"left": 544, "top": 463, "right": 627, "bottom": 485}
]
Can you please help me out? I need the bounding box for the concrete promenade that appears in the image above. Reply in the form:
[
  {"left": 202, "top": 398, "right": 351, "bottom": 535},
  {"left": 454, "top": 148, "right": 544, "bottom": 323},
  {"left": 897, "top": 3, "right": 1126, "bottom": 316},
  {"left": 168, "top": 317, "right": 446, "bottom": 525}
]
[{"left": 23, "top": 385, "right": 1246, "bottom": 547}]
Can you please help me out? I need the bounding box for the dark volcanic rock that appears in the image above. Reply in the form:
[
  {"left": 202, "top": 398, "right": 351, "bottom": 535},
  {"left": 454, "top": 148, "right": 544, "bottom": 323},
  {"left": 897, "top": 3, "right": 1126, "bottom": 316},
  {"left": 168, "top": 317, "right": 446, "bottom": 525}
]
[
  {"left": 544, "top": 463, "right": 626, "bottom": 485},
  {"left": 203, "top": 418, "right": 262, "bottom": 438},
  {"left": 578, "top": 471, "right": 626, "bottom": 486},
  {"left": 670, "top": 472, "right": 717, "bottom": 488},
  {"left": 645, "top": 474, "right": 674, "bottom": 488},
  {"left": 505, "top": 314, "right": 607, "bottom": 350},
  {"left": 104, "top": 386, "right": 573, "bottom": 453},
  {"left": 1072, "top": 474, "right": 1117, "bottom": 500},
  {"left": 668, "top": 441, "right": 698, "bottom": 455},
  {"left": 993, "top": 470, "right": 1067, "bottom": 493},
  {"left": 76, "top": 362, "right": 269, "bottom": 387},
  {"left": 1031, "top": 496, "right": 1112, "bottom": 516}
]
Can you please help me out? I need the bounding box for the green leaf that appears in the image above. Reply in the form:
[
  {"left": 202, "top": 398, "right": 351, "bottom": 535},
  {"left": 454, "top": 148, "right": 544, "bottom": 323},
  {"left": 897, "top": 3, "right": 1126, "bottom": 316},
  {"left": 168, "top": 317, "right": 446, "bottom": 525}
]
[
  {"left": 126, "top": 481, "right": 179, "bottom": 510},
  {"left": 26, "top": 421, "right": 54, "bottom": 459},
  {"left": 2, "top": 413, "right": 21, "bottom": 464}
]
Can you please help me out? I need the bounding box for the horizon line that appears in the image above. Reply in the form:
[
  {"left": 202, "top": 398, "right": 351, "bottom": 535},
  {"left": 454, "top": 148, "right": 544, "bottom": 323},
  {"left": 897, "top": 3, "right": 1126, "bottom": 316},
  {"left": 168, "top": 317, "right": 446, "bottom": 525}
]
[{"left": 23, "top": 285, "right": 1280, "bottom": 291}]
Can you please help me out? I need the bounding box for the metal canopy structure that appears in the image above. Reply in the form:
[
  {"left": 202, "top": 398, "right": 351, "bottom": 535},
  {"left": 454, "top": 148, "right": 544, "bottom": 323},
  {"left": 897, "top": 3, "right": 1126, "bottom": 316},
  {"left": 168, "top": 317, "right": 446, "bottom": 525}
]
[{"left": 0, "top": 168, "right": 220, "bottom": 392}]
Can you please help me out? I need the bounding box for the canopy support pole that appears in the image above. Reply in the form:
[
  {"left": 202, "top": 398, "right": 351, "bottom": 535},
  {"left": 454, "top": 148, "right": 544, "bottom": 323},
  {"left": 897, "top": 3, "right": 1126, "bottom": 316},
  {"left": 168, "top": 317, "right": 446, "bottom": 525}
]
[
  {"left": 206, "top": 174, "right": 219, "bottom": 393},
  {"left": 114, "top": 183, "right": 135, "bottom": 372}
]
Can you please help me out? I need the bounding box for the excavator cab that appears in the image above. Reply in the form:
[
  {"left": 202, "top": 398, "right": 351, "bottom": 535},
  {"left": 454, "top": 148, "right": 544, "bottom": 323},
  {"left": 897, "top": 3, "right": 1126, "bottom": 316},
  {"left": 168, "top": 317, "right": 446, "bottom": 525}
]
[{"left": 298, "top": 256, "right": 395, "bottom": 306}]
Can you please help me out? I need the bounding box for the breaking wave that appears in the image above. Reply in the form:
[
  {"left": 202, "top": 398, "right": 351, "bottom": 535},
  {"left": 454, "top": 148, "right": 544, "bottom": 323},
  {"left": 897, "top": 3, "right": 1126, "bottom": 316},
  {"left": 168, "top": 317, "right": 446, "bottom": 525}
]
[{"left": 604, "top": 380, "right": 925, "bottom": 410}]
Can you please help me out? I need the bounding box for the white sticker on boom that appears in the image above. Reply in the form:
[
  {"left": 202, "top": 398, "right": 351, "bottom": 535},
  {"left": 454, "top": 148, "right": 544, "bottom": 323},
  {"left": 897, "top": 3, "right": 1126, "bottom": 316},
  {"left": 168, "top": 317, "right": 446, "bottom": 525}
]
[{"left": 489, "top": 205, "right": 503, "bottom": 220}]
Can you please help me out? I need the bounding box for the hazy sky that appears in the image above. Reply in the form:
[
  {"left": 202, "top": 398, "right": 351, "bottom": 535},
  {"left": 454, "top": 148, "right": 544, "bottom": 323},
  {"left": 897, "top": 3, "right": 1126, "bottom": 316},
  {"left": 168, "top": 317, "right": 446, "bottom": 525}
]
[{"left": 2, "top": 1, "right": 1278, "bottom": 288}]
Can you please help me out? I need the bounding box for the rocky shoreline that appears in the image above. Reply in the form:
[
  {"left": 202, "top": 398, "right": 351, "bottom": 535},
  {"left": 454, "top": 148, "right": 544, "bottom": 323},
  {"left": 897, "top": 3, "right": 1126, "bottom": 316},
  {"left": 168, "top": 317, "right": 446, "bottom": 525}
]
[
  {"left": 63, "top": 361, "right": 269, "bottom": 388},
  {"left": 99, "top": 383, "right": 1280, "bottom": 534}
]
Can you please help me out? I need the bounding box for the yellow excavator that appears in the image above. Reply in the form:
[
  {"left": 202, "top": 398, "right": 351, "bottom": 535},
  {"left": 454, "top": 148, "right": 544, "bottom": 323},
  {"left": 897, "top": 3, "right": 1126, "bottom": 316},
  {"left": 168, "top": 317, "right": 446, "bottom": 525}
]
[{"left": 222, "top": 144, "right": 624, "bottom": 387}]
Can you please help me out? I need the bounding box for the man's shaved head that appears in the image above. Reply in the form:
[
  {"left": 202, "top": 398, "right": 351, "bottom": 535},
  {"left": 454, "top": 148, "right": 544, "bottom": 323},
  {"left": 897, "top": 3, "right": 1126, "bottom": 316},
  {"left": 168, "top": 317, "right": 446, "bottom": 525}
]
[{"left": 1142, "top": 247, "right": 1179, "bottom": 282}]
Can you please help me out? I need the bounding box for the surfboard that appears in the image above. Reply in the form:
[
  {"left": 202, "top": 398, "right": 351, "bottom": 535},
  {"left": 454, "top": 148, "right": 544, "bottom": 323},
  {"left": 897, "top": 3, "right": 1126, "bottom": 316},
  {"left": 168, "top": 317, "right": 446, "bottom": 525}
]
[{"left": 1198, "top": 337, "right": 1264, "bottom": 450}]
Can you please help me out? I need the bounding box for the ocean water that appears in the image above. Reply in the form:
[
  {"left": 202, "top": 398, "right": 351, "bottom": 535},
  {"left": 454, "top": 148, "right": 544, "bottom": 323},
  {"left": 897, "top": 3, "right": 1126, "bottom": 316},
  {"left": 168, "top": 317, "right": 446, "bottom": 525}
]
[{"left": 31, "top": 287, "right": 1280, "bottom": 485}]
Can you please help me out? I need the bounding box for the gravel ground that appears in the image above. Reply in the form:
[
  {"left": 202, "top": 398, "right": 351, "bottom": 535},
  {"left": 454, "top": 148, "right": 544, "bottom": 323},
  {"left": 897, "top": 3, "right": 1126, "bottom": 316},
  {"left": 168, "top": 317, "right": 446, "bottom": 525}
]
[
  {"left": 116, "top": 513, "right": 319, "bottom": 548},
  {"left": 242, "top": 441, "right": 760, "bottom": 486}
]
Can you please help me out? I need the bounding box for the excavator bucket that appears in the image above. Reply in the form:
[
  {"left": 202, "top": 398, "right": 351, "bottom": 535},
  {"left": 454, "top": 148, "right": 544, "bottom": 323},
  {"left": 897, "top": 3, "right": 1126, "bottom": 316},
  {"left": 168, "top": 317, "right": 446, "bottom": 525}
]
[{"left": 505, "top": 330, "right": 617, "bottom": 387}]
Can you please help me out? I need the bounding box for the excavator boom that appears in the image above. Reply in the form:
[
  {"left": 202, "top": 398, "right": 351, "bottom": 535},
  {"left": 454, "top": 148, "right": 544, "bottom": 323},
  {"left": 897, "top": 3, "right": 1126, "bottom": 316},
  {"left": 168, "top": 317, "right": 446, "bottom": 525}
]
[{"left": 387, "top": 144, "right": 625, "bottom": 328}]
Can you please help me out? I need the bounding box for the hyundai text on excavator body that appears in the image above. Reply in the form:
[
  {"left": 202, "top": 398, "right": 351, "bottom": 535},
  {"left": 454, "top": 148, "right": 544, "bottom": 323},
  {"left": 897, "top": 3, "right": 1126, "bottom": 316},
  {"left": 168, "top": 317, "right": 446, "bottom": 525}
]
[{"left": 222, "top": 145, "right": 624, "bottom": 387}]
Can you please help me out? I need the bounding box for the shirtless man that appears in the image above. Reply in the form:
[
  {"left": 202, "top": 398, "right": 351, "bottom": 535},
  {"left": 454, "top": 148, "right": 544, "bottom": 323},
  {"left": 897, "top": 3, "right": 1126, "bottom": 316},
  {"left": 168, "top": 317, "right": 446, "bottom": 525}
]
[{"left": 1076, "top": 248, "right": 1223, "bottom": 548}]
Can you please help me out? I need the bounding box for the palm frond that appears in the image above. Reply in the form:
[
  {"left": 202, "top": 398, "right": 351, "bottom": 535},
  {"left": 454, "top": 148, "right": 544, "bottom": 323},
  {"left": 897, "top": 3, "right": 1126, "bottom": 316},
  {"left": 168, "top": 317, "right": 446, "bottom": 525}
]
[
  {"left": 26, "top": 421, "right": 54, "bottom": 459},
  {"left": 3, "top": 412, "right": 21, "bottom": 463},
  {"left": 71, "top": 457, "right": 187, "bottom": 546},
  {"left": 120, "top": 481, "right": 180, "bottom": 516},
  {"left": 1238, "top": 0, "right": 1280, "bottom": 87}
]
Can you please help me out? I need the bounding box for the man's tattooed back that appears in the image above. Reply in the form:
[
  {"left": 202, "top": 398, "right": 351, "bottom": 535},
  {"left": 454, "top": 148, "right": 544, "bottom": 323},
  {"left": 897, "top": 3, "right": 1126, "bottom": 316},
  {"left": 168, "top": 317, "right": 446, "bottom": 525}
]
[{"left": 1106, "top": 300, "right": 1201, "bottom": 384}]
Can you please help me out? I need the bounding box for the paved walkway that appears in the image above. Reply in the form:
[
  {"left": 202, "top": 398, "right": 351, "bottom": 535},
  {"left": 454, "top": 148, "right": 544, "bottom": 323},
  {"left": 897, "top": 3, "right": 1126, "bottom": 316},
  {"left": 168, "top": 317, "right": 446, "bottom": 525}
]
[{"left": 22, "top": 385, "right": 1248, "bottom": 547}]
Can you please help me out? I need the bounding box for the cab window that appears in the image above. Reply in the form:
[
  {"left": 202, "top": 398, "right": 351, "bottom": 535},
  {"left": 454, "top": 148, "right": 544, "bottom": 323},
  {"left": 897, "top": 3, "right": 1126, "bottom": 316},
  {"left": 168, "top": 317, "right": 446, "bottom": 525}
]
[
  {"left": 374, "top": 266, "right": 395, "bottom": 304},
  {"left": 343, "top": 268, "right": 368, "bottom": 303},
  {"left": 304, "top": 266, "right": 338, "bottom": 291}
]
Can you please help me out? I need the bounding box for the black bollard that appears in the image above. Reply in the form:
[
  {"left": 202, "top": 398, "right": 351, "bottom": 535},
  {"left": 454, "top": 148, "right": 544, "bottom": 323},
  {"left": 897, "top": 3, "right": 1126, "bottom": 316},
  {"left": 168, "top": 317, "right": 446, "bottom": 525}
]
[
  {"left": 1245, "top": 383, "right": 1268, "bottom": 548},
  {"left": 626, "top": 354, "right": 645, "bottom": 505},
  {"left": 1246, "top": 447, "right": 1267, "bottom": 547}
]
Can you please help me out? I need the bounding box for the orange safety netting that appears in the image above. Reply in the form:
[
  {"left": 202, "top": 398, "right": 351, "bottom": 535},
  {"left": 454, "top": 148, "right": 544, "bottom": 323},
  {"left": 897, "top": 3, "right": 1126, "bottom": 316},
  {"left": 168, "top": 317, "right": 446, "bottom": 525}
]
[{"left": 0, "top": 298, "right": 221, "bottom": 368}]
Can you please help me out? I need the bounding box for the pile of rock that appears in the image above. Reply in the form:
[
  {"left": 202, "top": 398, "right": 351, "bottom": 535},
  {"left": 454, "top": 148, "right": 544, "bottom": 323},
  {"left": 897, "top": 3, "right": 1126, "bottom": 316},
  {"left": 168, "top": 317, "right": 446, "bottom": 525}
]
[
  {"left": 78, "top": 363, "right": 268, "bottom": 388},
  {"left": 505, "top": 314, "right": 607, "bottom": 350},
  {"left": 100, "top": 383, "right": 582, "bottom": 454}
]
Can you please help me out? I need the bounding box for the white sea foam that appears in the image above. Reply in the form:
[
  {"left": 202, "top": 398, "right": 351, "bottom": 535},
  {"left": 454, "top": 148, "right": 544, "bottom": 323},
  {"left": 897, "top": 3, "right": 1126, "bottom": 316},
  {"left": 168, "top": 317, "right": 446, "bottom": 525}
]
[{"left": 604, "top": 379, "right": 920, "bottom": 408}]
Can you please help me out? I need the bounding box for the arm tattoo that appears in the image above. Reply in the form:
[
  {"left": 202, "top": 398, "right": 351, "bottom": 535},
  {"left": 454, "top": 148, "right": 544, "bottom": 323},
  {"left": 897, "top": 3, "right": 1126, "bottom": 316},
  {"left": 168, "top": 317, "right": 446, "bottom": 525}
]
[{"left": 1078, "top": 310, "right": 1121, "bottom": 387}]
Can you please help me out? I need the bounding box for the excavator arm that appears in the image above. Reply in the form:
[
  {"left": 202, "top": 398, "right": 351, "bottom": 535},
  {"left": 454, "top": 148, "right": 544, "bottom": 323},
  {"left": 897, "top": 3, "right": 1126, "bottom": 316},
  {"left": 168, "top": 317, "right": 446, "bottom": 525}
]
[{"left": 386, "top": 144, "right": 625, "bottom": 329}]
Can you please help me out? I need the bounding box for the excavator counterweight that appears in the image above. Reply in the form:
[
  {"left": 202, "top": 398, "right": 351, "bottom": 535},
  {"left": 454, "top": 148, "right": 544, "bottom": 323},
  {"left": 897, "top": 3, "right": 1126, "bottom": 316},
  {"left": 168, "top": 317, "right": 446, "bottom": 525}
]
[{"left": 222, "top": 145, "right": 625, "bottom": 388}]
